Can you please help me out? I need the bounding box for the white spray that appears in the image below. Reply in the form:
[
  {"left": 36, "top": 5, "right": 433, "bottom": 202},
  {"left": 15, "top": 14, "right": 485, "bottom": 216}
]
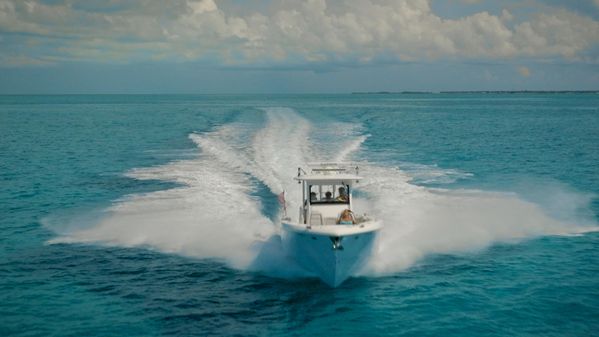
[{"left": 49, "top": 108, "right": 598, "bottom": 276}]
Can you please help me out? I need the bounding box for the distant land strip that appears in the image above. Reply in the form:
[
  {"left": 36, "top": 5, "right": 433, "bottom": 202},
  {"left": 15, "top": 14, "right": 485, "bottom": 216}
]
[{"left": 351, "top": 90, "right": 599, "bottom": 94}]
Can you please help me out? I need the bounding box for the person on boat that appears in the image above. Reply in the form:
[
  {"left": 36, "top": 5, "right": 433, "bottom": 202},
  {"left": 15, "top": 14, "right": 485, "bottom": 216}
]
[
  {"left": 336, "top": 186, "right": 348, "bottom": 202},
  {"left": 324, "top": 191, "right": 333, "bottom": 201},
  {"left": 310, "top": 191, "right": 318, "bottom": 201},
  {"left": 338, "top": 209, "right": 355, "bottom": 225}
]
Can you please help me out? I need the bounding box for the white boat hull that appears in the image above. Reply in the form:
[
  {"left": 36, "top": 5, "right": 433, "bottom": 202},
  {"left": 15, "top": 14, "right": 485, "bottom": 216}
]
[{"left": 281, "top": 221, "right": 381, "bottom": 287}]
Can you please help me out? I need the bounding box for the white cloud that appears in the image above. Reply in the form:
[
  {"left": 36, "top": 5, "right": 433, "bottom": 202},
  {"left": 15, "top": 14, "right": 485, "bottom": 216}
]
[
  {"left": 0, "top": 0, "right": 598, "bottom": 66},
  {"left": 513, "top": 10, "right": 599, "bottom": 59},
  {"left": 188, "top": 0, "right": 217, "bottom": 14}
]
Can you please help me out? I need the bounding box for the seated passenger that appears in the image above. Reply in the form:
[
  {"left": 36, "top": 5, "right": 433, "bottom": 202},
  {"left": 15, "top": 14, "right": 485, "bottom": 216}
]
[
  {"left": 336, "top": 187, "right": 348, "bottom": 202},
  {"left": 324, "top": 191, "right": 333, "bottom": 201},
  {"left": 310, "top": 192, "right": 318, "bottom": 201},
  {"left": 338, "top": 209, "right": 355, "bottom": 225}
]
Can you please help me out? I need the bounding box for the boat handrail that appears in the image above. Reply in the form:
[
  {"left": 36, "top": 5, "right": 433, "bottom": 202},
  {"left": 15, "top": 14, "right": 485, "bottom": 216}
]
[
  {"left": 307, "top": 161, "right": 357, "bottom": 168},
  {"left": 311, "top": 167, "right": 346, "bottom": 172},
  {"left": 303, "top": 162, "right": 360, "bottom": 176}
]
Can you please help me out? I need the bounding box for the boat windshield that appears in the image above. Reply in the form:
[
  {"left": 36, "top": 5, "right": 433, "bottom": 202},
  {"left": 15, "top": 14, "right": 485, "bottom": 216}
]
[{"left": 309, "top": 184, "right": 349, "bottom": 204}]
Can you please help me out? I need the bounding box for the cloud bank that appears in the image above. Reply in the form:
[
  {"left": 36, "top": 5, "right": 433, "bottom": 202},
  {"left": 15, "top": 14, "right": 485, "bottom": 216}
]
[{"left": 0, "top": 0, "right": 598, "bottom": 67}]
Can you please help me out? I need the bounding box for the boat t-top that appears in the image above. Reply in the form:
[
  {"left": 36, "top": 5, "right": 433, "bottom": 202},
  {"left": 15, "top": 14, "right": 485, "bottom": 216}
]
[{"left": 281, "top": 162, "right": 382, "bottom": 287}]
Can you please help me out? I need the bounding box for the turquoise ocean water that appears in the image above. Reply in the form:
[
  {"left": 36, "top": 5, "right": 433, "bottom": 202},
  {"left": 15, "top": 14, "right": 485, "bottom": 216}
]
[{"left": 1, "top": 94, "right": 598, "bottom": 336}]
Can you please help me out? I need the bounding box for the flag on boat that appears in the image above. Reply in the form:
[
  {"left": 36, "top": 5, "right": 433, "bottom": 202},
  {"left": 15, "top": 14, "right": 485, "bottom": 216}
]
[{"left": 278, "top": 190, "right": 286, "bottom": 214}]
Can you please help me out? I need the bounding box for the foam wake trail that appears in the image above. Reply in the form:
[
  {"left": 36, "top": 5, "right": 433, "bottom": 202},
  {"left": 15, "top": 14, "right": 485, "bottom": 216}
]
[
  {"left": 54, "top": 150, "right": 273, "bottom": 268},
  {"left": 48, "top": 107, "right": 597, "bottom": 277},
  {"left": 250, "top": 108, "right": 312, "bottom": 216},
  {"left": 50, "top": 125, "right": 275, "bottom": 268},
  {"left": 356, "top": 164, "right": 598, "bottom": 275},
  {"left": 189, "top": 108, "right": 313, "bottom": 221},
  {"left": 48, "top": 107, "right": 357, "bottom": 270},
  {"left": 333, "top": 134, "right": 369, "bottom": 163},
  {"left": 191, "top": 108, "right": 365, "bottom": 221}
]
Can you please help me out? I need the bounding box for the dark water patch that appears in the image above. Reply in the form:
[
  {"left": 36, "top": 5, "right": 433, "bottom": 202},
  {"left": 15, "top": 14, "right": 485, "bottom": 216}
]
[{"left": 249, "top": 177, "right": 280, "bottom": 223}]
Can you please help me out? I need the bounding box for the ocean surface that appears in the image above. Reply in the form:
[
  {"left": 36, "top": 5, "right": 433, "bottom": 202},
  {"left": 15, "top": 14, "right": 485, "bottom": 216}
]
[{"left": 1, "top": 94, "right": 598, "bottom": 336}]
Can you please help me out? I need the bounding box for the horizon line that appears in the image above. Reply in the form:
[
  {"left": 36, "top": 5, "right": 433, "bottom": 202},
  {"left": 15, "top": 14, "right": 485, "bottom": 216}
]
[{"left": 1, "top": 90, "right": 598, "bottom": 96}]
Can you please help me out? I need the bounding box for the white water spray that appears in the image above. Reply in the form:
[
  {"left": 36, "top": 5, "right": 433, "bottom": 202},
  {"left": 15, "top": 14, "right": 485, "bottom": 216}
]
[
  {"left": 49, "top": 108, "right": 598, "bottom": 276},
  {"left": 356, "top": 164, "right": 597, "bottom": 275}
]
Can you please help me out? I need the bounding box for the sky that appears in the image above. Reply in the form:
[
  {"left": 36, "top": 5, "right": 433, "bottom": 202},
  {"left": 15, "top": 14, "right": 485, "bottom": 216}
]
[{"left": 0, "top": 0, "right": 598, "bottom": 93}]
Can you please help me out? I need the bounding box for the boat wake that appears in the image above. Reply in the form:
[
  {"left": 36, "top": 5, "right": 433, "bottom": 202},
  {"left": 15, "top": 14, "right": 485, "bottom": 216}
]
[{"left": 47, "top": 108, "right": 598, "bottom": 277}]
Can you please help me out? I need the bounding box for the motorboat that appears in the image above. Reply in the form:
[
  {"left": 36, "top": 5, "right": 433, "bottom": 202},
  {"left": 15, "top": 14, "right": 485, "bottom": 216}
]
[{"left": 281, "top": 162, "right": 382, "bottom": 287}]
